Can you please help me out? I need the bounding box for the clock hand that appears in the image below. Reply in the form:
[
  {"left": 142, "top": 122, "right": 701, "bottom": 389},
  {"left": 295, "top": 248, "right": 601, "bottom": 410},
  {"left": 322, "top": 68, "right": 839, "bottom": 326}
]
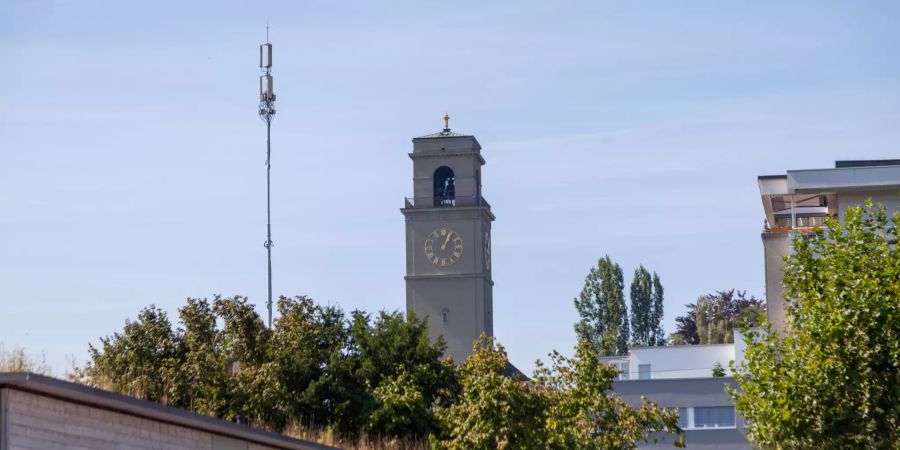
[{"left": 442, "top": 232, "right": 453, "bottom": 251}]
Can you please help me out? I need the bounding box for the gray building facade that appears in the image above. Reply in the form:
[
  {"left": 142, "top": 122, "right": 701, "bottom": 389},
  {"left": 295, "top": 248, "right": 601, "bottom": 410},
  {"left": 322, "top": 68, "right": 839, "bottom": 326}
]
[
  {"left": 613, "top": 378, "right": 750, "bottom": 449},
  {"left": 401, "top": 123, "right": 495, "bottom": 363}
]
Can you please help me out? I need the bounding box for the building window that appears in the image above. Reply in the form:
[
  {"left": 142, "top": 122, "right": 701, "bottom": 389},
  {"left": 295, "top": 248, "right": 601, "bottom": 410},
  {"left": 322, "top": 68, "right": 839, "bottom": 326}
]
[
  {"left": 638, "top": 364, "right": 651, "bottom": 380},
  {"left": 677, "top": 407, "right": 688, "bottom": 428},
  {"left": 693, "top": 406, "right": 736, "bottom": 428},
  {"left": 442, "top": 308, "right": 449, "bottom": 326}
]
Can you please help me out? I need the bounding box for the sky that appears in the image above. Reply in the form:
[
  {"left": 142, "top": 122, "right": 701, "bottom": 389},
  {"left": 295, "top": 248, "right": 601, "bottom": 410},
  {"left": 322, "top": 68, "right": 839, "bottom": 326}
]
[{"left": 2, "top": 1, "right": 899, "bottom": 376}]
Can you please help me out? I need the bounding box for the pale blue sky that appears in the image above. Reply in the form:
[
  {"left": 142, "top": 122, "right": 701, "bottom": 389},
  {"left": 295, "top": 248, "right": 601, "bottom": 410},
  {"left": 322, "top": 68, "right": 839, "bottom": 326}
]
[{"left": 2, "top": 1, "right": 899, "bottom": 375}]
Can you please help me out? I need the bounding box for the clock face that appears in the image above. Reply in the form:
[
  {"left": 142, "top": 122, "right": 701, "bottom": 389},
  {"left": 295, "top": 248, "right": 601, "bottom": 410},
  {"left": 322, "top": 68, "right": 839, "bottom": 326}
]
[{"left": 424, "top": 228, "right": 463, "bottom": 267}]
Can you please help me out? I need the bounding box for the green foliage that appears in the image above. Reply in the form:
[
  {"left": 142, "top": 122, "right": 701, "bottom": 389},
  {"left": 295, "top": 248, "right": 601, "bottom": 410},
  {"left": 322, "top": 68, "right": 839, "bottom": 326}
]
[
  {"left": 629, "top": 267, "right": 666, "bottom": 347},
  {"left": 574, "top": 255, "right": 630, "bottom": 356},
  {"left": 83, "top": 295, "right": 686, "bottom": 448},
  {"left": 711, "top": 362, "right": 725, "bottom": 378},
  {"left": 731, "top": 201, "right": 900, "bottom": 449},
  {"left": 670, "top": 290, "right": 763, "bottom": 345},
  {"left": 322, "top": 309, "right": 457, "bottom": 440},
  {"left": 630, "top": 265, "right": 653, "bottom": 347},
  {"left": 537, "top": 340, "right": 684, "bottom": 449},
  {"left": 650, "top": 273, "right": 666, "bottom": 346},
  {"left": 80, "top": 296, "right": 453, "bottom": 441},
  {"left": 370, "top": 367, "right": 437, "bottom": 442},
  {"left": 432, "top": 336, "right": 683, "bottom": 450},
  {"left": 431, "top": 336, "right": 547, "bottom": 450},
  {"left": 83, "top": 305, "right": 179, "bottom": 402},
  {"left": 212, "top": 295, "right": 277, "bottom": 426},
  {"left": 173, "top": 298, "right": 228, "bottom": 416}
]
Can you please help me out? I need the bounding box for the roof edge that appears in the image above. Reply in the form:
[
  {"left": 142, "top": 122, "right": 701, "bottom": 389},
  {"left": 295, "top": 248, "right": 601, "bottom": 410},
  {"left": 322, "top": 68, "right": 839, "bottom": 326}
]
[
  {"left": 0, "top": 372, "right": 332, "bottom": 450},
  {"left": 412, "top": 130, "right": 476, "bottom": 140}
]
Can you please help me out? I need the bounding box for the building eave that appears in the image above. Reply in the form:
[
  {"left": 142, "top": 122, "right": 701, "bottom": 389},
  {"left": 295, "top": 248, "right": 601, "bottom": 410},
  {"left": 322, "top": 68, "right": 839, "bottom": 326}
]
[{"left": 0, "top": 372, "right": 332, "bottom": 450}]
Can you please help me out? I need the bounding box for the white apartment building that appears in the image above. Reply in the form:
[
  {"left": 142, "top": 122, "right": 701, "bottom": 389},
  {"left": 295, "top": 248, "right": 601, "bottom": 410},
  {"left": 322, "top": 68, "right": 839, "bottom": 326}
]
[
  {"left": 604, "top": 329, "right": 750, "bottom": 449},
  {"left": 602, "top": 331, "right": 745, "bottom": 381}
]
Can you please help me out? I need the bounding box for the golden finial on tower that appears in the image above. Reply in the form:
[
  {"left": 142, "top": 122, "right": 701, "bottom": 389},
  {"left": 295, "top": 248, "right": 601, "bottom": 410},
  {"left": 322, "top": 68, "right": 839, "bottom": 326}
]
[{"left": 443, "top": 112, "right": 450, "bottom": 131}]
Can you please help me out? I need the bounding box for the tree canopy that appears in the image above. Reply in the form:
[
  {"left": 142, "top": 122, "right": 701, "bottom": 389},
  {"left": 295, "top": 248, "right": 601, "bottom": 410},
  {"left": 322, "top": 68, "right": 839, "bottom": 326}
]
[
  {"left": 630, "top": 266, "right": 666, "bottom": 347},
  {"left": 730, "top": 201, "right": 900, "bottom": 449},
  {"left": 77, "top": 295, "right": 454, "bottom": 442},
  {"left": 432, "top": 336, "right": 684, "bottom": 450},
  {"left": 629, "top": 265, "right": 653, "bottom": 347},
  {"left": 574, "top": 255, "right": 630, "bottom": 356},
  {"left": 670, "top": 290, "right": 763, "bottom": 345},
  {"left": 78, "top": 294, "right": 685, "bottom": 448}
]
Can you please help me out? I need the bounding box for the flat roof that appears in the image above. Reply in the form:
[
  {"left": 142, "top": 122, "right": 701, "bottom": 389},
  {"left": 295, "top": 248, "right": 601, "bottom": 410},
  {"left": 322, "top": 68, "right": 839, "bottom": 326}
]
[
  {"left": 836, "top": 159, "right": 900, "bottom": 168},
  {"left": 787, "top": 164, "right": 900, "bottom": 193},
  {"left": 0, "top": 372, "right": 333, "bottom": 450}
]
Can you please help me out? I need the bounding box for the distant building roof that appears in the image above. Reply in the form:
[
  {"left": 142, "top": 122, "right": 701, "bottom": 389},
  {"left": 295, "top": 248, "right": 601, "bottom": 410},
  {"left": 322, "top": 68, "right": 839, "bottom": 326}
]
[{"left": 0, "top": 372, "right": 332, "bottom": 450}]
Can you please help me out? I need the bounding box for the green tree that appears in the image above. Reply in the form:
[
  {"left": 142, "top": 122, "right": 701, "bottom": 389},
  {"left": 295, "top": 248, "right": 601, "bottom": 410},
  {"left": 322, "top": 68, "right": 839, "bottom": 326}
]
[
  {"left": 354, "top": 310, "right": 456, "bottom": 440},
  {"left": 730, "top": 201, "right": 900, "bottom": 449},
  {"left": 369, "top": 366, "right": 435, "bottom": 442},
  {"left": 670, "top": 290, "right": 763, "bottom": 345},
  {"left": 82, "top": 305, "right": 179, "bottom": 403},
  {"left": 537, "top": 340, "right": 684, "bottom": 449},
  {"left": 173, "top": 298, "right": 227, "bottom": 416},
  {"left": 630, "top": 265, "right": 653, "bottom": 347},
  {"left": 431, "top": 335, "right": 547, "bottom": 450},
  {"left": 212, "top": 295, "right": 277, "bottom": 427},
  {"left": 650, "top": 273, "right": 666, "bottom": 346},
  {"left": 268, "top": 296, "right": 348, "bottom": 431},
  {"left": 574, "top": 255, "right": 629, "bottom": 356}
]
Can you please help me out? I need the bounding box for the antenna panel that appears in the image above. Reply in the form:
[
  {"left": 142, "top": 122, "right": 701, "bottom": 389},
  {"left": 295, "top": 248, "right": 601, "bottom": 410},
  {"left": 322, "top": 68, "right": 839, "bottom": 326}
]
[
  {"left": 260, "top": 43, "right": 273, "bottom": 68},
  {"left": 260, "top": 74, "right": 274, "bottom": 100}
]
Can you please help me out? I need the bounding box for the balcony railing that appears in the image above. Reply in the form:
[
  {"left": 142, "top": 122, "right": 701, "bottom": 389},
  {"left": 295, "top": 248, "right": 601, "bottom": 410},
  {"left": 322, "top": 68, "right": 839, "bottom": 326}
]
[
  {"left": 765, "top": 215, "right": 830, "bottom": 233},
  {"left": 404, "top": 195, "right": 490, "bottom": 209}
]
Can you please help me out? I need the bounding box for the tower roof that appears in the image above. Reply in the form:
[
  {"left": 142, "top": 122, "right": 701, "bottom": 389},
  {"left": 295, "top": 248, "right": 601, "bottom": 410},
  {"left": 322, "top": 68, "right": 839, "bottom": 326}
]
[
  {"left": 414, "top": 129, "right": 474, "bottom": 140},
  {"left": 414, "top": 112, "right": 474, "bottom": 140}
]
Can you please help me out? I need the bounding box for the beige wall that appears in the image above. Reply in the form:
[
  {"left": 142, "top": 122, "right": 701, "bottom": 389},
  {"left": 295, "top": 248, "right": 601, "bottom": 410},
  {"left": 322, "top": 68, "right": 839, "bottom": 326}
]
[
  {"left": 762, "top": 232, "right": 791, "bottom": 333},
  {"left": 2, "top": 388, "right": 279, "bottom": 450},
  {"left": 837, "top": 191, "right": 900, "bottom": 218}
]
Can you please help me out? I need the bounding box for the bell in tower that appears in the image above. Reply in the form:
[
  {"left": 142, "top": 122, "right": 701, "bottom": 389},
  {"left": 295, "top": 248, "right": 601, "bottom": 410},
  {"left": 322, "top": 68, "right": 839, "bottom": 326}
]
[
  {"left": 401, "top": 114, "right": 495, "bottom": 363},
  {"left": 434, "top": 166, "right": 456, "bottom": 207}
]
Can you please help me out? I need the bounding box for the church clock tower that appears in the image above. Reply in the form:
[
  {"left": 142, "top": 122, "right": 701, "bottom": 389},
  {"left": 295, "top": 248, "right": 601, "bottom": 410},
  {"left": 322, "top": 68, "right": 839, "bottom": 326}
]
[{"left": 402, "top": 114, "right": 494, "bottom": 363}]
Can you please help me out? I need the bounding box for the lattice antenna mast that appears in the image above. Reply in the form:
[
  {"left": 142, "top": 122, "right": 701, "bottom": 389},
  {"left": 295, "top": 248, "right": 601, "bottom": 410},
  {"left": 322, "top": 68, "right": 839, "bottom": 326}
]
[{"left": 259, "top": 26, "right": 276, "bottom": 329}]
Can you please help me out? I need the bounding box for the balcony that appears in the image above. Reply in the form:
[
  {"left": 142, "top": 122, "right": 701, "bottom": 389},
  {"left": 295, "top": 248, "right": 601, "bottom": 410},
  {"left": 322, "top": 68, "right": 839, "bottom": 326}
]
[
  {"left": 766, "top": 213, "right": 829, "bottom": 233},
  {"left": 763, "top": 196, "right": 832, "bottom": 233},
  {"left": 404, "top": 195, "right": 490, "bottom": 209}
]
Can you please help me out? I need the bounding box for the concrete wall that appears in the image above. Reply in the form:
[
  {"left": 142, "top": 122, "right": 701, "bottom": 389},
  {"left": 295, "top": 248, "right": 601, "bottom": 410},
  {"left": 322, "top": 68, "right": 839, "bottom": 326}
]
[
  {"left": 629, "top": 344, "right": 734, "bottom": 379},
  {"left": 837, "top": 190, "right": 900, "bottom": 218},
  {"left": 613, "top": 378, "right": 750, "bottom": 450},
  {"left": 762, "top": 232, "right": 791, "bottom": 333},
  {"left": 1, "top": 388, "right": 279, "bottom": 450},
  {"left": 407, "top": 276, "right": 491, "bottom": 363}
]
